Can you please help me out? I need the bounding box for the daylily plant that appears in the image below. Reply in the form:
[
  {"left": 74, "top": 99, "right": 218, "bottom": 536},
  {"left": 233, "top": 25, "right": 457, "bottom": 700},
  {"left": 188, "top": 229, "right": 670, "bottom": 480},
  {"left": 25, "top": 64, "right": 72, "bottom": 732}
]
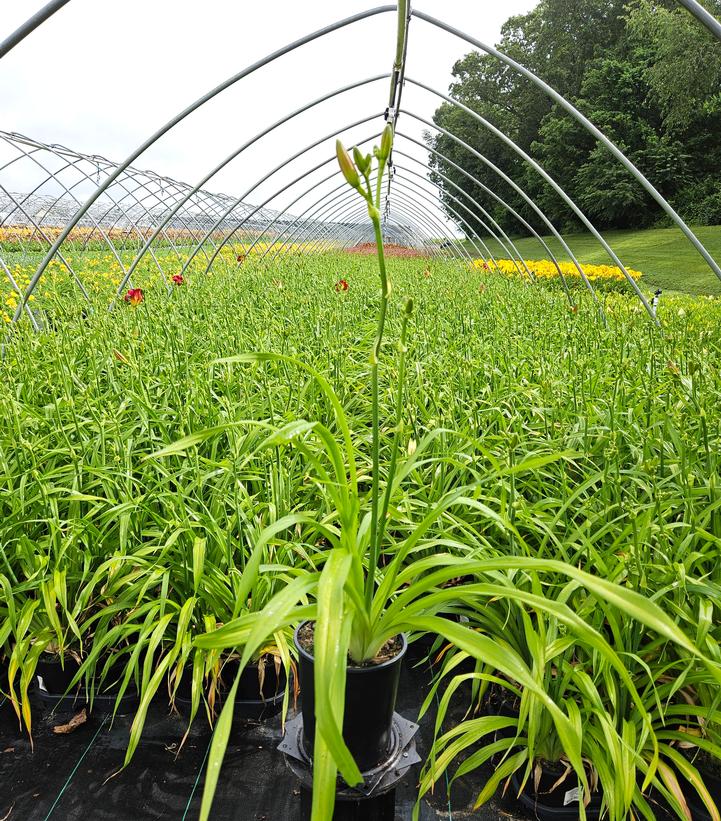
[{"left": 124, "top": 287, "right": 144, "bottom": 306}]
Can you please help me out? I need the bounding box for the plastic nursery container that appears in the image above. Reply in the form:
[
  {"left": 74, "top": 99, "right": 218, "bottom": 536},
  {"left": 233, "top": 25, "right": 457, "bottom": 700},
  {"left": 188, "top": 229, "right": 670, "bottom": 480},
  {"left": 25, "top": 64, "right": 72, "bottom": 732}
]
[
  {"left": 294, "top": 622, "right": 407, "bottom": 772},
  {"left": 485, "top": 685, "right": 603, "bottom": 820},
  {"left": 35, "top": 653, "right": 139, "bottom": 715},
  {"left": 509, "top": 767, "right": 603, "bottom": 821},
  {"left": 174, "top": 657, "right": 288, "bottom": 721}
]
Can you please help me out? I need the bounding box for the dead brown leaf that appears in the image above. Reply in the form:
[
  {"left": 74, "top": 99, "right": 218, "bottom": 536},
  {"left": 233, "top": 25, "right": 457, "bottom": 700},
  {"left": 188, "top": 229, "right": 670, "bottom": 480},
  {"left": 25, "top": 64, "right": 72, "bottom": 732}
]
[{"left": 53, "top": 708, "right": 87, "bottom": 734}]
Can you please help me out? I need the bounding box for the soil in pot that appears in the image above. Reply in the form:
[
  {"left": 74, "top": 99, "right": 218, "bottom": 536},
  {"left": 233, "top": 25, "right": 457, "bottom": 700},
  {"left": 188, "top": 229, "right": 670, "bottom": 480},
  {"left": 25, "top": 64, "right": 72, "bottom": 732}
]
[
  {"left": 509, "top": 761, "right": 603, "bottom": 821},
  {"left": 295, "top": 621, "right": 407, "bottom": 773}
]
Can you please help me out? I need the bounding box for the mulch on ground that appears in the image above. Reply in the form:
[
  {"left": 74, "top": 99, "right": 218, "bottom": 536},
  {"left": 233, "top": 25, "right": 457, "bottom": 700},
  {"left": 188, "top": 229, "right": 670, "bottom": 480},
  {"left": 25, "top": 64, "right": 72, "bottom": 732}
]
[{"left": 345, "top": 243, "right": 429, "bottom": 258}]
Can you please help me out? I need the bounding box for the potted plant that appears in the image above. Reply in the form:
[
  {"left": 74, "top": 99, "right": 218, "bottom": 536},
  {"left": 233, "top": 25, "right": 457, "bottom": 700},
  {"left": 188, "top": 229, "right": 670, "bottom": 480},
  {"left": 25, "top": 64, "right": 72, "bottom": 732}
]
[
  {"left": 144, "top": 118, "right": 721, "bottom": 821},
  {"left": 78, "top": 515, "right": 308, "bottom": 763},
  {"left": 414, "top": 580, "right": 721, "bottom": 821},
  {"left": 0, "top": 573, "right": 12, "bottom": 701}
]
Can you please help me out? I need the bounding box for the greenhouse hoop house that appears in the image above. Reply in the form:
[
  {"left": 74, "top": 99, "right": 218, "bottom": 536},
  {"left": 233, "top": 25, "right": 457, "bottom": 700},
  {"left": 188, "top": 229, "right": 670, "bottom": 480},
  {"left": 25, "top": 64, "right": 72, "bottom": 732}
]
[{"left": 2, "top": 1, "right": 721, "bottom": 820}]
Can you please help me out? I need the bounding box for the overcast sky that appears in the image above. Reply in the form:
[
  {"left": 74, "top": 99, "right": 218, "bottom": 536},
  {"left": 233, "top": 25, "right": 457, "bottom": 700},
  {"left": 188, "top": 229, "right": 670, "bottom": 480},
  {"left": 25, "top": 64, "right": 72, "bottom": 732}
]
[{"left": 1, "top": 1, "right": 538, "bottom": 232}]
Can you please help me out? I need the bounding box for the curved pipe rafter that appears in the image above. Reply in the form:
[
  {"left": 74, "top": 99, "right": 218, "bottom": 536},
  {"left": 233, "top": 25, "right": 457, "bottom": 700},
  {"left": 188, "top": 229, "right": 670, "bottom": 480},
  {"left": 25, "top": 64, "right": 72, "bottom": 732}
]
[
  {"left": 263, "top": 162, "right": 461, "bottom": 265},
  {"left": 393, "top": 158, "right": 532, "bottom": 280},
  {"left": 394, "top": 128, "right": 573, "bottom": 298},
  {"left": 410, "top": 8, "right": 721, "bottom": 299},
  {"left": 1, "top": 2, "right": 718, "bottom": 330},
  {"left": 0, "top": 0, "right": 71, "bottom": 60},
  {"left": 270, "top": 167, "right": 466, "bottom": 264},
  {"left": 306, "top": 194, "right": 459, "bottom": 264},
  {"left": 313, "top": 197, "right": 447, "bottom": 260},
  {"left": 270, "top": 171, "right": 455, "bottom": 263}
]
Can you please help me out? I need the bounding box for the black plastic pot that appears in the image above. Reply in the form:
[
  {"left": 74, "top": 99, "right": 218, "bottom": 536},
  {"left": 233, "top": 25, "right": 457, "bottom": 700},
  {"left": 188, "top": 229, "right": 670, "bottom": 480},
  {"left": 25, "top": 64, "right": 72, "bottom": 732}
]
[
  {"left": 294, "top": 622, "right": 407, "bottom": 772},
  {"left": 174, "top": 657, "right": 287, "bottom": 721},
  {"left": 485, "top": 687, "right": 604, "bottom": 820},
  {"left": 232, "top": 658, "right": 287, "bottom": 703},
  {"left": 36, "top": 653, "right": 82, "bottom": 696},
  {"left": 299, "top": 787, "right": 395, "bottom": 820},
  {"left": 486, "top": 683, "right": 521, "bottom": 744},
  {"left": 509, "top": 766, "right": 603, "bottom": 820},
  {"left": 35, "top": 654, "right": 139, "bottom": 715}
]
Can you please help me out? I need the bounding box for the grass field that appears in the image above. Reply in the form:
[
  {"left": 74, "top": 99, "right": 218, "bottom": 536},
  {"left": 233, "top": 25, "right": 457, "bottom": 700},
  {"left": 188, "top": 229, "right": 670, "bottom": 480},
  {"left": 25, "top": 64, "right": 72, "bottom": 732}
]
[{"left": 466, "top": 224, "right": 721, "bottom": 296}]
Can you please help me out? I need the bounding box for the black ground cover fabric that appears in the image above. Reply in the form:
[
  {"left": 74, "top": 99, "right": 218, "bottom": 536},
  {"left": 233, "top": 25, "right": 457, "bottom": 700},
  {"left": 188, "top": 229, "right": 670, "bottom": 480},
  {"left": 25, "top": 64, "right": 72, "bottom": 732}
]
[{"left": 0, "top": 659, "right": 529, "bottom": 820}]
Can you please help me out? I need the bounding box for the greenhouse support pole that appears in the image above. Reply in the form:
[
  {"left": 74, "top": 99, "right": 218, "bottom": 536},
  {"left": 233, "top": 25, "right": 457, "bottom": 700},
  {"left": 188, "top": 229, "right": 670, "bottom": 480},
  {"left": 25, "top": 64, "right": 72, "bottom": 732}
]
[
  {"left": 0, "top": 0, "right": 71, "bottom": 60},
  {"left": 395, "top": 130, "right": 573, "bottom": 298},
  {"left": 401, "top": 111, "right": 591, "bottom": 297},
  {"left": 393, "top": 165, "right": 522, "bottom": 277},
  {"left": 394, "top": 155, "right": 535, "bottom": 280},
  {"left": 405, "top": 79, "right": 644, "bottom": 321},
  {"left": 13, "top": 5, "right": 396, "bottom": 320},
  {"left": 411, "top": 10, "right": 721, "bottom": 293},
  {"left": 676, "top": 0, "right": 721, "bottom": 40}
]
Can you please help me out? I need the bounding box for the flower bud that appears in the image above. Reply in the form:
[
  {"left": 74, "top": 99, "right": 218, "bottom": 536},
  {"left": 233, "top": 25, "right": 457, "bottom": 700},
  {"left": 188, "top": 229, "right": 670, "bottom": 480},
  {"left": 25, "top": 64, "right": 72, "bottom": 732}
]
[
  {"left": 405, "top": 297, "right": 414, "bottom": 315},
  {"left": 336, "top": 140, "right": 361, "bottom": 190},
  {"left": 379, "top": 123, "right": 394, "bottom": 162},
  {"left": 353, "top": 147, "right": 371, "bottom": 176}
]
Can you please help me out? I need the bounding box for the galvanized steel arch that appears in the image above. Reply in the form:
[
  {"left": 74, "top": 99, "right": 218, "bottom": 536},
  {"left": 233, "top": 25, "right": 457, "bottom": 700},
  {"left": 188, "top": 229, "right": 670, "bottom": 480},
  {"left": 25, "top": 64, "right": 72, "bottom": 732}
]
[
  {"left": 286, "top": 175, "right": 467, "bottom": 262},
  {"left": 394, "top": 128, "right": 573, "bottom": 298},
  {"left": 305, "top": 194, "right": 456, "bottom": 261},
  {"left": 7, "top": 6, "right": 399, "bottom": 320},
  {"left": 411, "top": 9, "right": 721, "bottom": 286},
  {"left": 393, "top": 158, "right": 534, "bottom": 281},
  {"left": 1, "top": 1, "right": 720, "bottom": 329}
]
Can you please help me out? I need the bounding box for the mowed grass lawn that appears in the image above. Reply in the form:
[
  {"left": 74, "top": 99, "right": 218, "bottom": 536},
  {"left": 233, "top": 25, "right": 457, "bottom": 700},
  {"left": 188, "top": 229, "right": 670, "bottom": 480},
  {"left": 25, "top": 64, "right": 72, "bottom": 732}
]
[{"left": 468, "top": 225, "right": 721, "bottom": 296}]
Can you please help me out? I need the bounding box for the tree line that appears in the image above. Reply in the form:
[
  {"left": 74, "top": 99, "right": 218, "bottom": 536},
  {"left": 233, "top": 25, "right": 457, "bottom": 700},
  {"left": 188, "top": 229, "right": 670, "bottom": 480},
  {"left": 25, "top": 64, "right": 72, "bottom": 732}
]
[{"left": 428, "top": 0, "right": 721, "bottom": 237}]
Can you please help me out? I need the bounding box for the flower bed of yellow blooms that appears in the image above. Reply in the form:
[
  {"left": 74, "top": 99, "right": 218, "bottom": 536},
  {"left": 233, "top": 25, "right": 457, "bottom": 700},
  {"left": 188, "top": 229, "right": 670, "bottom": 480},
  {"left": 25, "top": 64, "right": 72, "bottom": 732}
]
[
  {"left": 475, "top": 257, "right": 644, "bottom": 283},
  {"left": 1, "top": 242, "right": 306, "bottom": 322}
]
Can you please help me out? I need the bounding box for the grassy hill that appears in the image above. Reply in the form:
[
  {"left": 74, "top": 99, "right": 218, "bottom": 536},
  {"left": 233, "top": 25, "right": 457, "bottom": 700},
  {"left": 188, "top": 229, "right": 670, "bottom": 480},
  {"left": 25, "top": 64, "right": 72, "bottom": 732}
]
[{"left": 462, "top": 225, "right": 721, "bottom": 296}]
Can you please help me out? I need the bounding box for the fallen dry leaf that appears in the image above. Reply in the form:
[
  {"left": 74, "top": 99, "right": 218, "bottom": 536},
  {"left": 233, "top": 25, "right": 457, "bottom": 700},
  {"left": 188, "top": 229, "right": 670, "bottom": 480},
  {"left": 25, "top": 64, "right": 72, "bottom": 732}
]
[{"left": 53, "top": 708, "right": 87, "bottom": 734}]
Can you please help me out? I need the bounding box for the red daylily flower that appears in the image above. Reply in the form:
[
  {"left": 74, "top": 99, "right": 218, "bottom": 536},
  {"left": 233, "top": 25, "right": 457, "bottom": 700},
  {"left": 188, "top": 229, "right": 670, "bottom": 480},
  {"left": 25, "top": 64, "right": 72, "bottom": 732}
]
[
  {"left": 335, "top": 278, "right": 349, "bottom": 292},
  {"left": 237, "top": 254, "right": 246, "bottom": 264},
  {"left": 172, "top": 274, "right": 184, "bottom": 286},
  {"left": 124, "top": 288, "right": 144, "bottom": 306}
]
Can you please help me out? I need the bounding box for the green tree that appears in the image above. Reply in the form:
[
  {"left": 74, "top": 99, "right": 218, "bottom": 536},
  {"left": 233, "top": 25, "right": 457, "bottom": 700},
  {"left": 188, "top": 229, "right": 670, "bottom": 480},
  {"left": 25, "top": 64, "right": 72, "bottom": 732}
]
[{"left": 428, "top": 0, "right": 721, "bottom": 236}]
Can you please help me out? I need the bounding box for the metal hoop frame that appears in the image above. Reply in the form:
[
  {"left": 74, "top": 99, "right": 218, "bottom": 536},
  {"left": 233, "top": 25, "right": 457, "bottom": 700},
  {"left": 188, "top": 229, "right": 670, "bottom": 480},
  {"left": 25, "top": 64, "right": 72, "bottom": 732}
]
[{"left": 1, "top": 1, "right": 720, "bottom": 329}]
